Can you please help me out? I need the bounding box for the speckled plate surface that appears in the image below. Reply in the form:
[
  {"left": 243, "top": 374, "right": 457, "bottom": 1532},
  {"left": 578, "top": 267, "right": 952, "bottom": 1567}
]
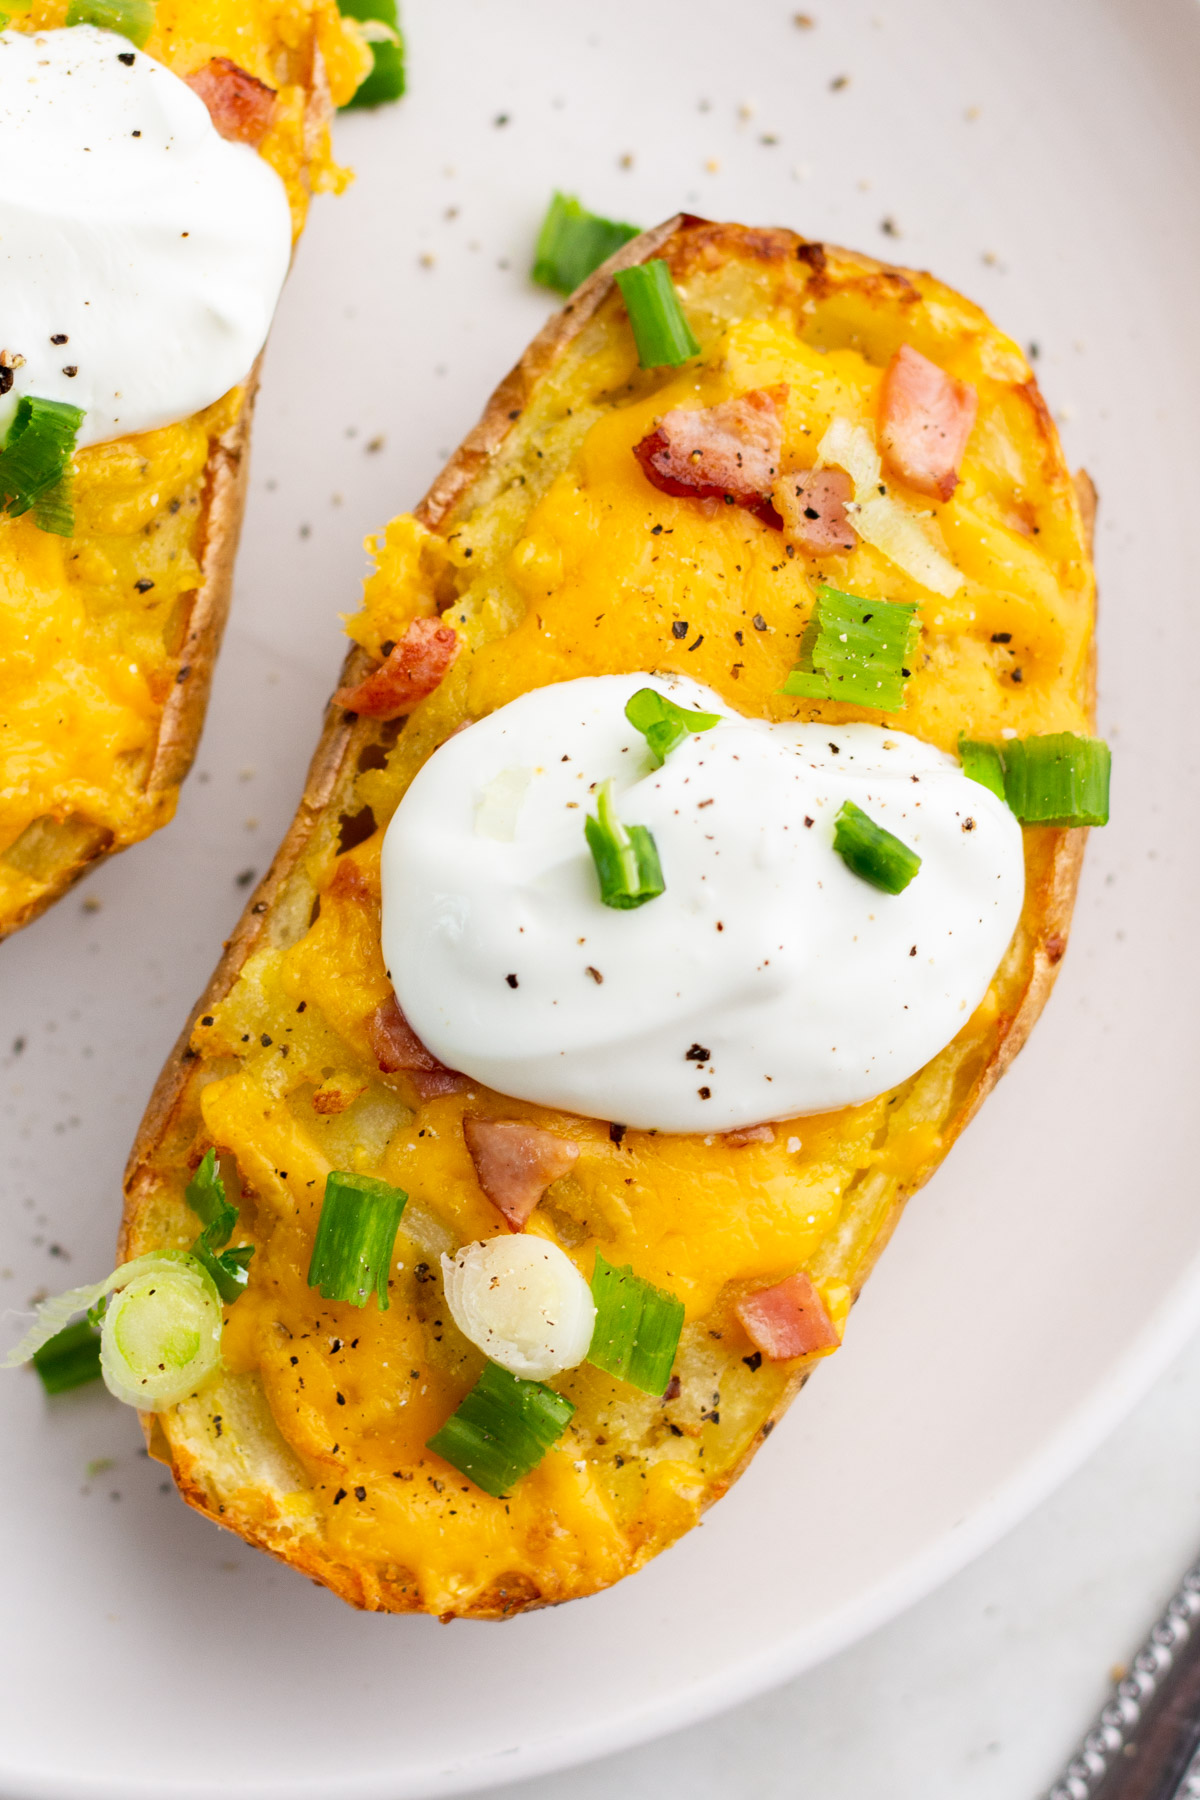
[{"left": 3, "top": 1, "right": 1199, "bottom": 1794}]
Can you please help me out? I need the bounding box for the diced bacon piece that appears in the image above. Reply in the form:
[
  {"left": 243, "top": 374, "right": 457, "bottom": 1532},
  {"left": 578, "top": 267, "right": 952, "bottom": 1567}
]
[
  {"left": 365, "top": 995, "right": 441, "bottom": 1074},
  {"left": 724, "top": 1123, "right": 776, "bottom": 1147},
  {"left": 463, "top": 1117, "right": 580, "bottom": 1230},
  {"left": 185, "top": 57, "right": 277, "bottom": 147},
  {"left": 633, "top": 385, "right": 788, "bottom": 528},
  {"left": 335, "top": 618, "right": 459, "bottom": 721},
  {"left": 774, "top": 465, "right": 857, "bottom": 554},
  {"left": 736, "top": 1272, "right": 840, "bottom": 1361},
  {"left": 408, "top": 1067, "right": 469, "bottom": 1102},
  {"left": 878, "top": 344, "right": 977, "bottom": 502}
]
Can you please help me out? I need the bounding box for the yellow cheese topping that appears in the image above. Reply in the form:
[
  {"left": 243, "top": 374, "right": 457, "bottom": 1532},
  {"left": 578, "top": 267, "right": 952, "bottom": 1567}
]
[
  {"left": 142, "top": 240, "right": 1094, "bottom": 1615},
  {"left": 0, "top": 0, "right": 370, "bottom": 928}
]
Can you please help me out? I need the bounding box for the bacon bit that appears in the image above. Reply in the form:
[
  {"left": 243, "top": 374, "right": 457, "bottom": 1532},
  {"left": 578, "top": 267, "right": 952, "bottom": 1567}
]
[
  {"left": 185, "top": 58, "right": 277, "bottom": 147},
  {"left": 462, "top": 1117, "right": 580, "bottom": 1229},
  {"left": 408, "top": 1067, "right": 469, "bottom": 1102},
  {"left": 633, "top": 385, "right": 789, "bottom": 528},
  {"left": 724, "top": 1123, "right": 776, "bottom": 1148},
  {"left": 774, "top": 465, "right": 857, "bottom": 554},
  {"left": 878, "top": 344, "right": 977, "bottom": 502},
  {"left": 335, "top": 619, "right": 459, "bottom": 721},
  {"left": 366, "top": 995, "right": 439, "bottom": 1073},
  {"left": 736, "top": 1272, "right": 840, "bottom": 1360}
]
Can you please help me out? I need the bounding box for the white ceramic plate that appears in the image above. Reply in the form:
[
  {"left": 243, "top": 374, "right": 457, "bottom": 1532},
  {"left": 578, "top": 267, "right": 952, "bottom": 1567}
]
[{"left": 2, "top": 0, "right": 1198, "bottom": 1794}]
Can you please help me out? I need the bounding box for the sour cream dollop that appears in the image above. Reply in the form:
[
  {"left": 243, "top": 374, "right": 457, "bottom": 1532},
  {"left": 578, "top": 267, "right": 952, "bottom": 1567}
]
[
  {"left": 381, "top": 674, "right": 1025, "bottom": 1133},
  {"left": 0, "top": 26, "right": 292, "bottom": 447}
]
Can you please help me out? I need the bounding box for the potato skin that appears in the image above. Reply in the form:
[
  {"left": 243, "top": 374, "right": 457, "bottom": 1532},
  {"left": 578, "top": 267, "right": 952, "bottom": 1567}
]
[
  {"left": 122, "top": 217, "right": 1095, "bottom": 1618},
  {"left": 0, "top": 2, "right": 369, "bottom": 938}
]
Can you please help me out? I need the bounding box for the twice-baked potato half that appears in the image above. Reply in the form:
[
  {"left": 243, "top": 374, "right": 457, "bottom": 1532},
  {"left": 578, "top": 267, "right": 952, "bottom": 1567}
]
[
  {"left": 0, "top": 1, "right": 372, "bottom": 938},
  {"left": 117, "top": 216, "right": 1100, "bottom": 1617}
]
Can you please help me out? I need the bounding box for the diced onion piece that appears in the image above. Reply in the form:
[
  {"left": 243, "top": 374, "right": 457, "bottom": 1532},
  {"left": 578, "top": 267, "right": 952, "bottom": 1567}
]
[
  {"left": 99, "top": 1255, "right": 223, "bottom": 1409},
  {"left": 442, "top": 1236, "right": 596, "bottom": 1382},
  {"left": 850, "top": 495, "right": 961, "bottom": 597},
  {"left": 474, "top": 767, "right": 533, "bottom": 842},
  {"left": 816, "top": 417, "right": 881, "bottom": 501},
  {"left": 817, "top": 416, "right": 963, "bottom": 595}
]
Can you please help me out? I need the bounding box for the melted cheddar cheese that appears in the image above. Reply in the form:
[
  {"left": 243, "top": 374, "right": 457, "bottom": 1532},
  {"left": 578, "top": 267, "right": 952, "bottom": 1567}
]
[
  {"left": 136, "top": 232, "right": 1094, "bottom": 1615},
  {"left": 0, "top": 0, "right": 370, "bottom": 929}
]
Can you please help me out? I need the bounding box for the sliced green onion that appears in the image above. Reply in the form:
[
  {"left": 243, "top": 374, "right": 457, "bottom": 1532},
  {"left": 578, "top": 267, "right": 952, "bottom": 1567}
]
[
  {"left": 584, "top": 778, "right": 665, "bottom": 910},
  {"left": 65, "top": 0, "right": 155, "bottom": 46},
  {"left": 614, "top": 261, "right": 700, "bottom": 369},
  {"left": 532, "top": 192, "right": 640, "bottom": 296},
  {"left": 958, "top": 736, "right": 1007, "bottom": 801},
  {"left": 833, "top": 799, "right": 921, "bottom": 894},
  {"left": 337, "top": 0, "right": 405, "bottom": 108},
  {"left": 625, "top": 686, "right": 721, "bottom": 767},
  {"left": 426, "top": 1359, "right": 574, "bottom": 1497},
  {"left": 307, "top": 1170, "right": 407, "bottom": 1309},
  {"left": 2, "top": 1252, "right": 224, "bottom": 1409},
  {"left": 999, "top": 733, "right": 1111, "bottom": 827},
  {"left": 0, "top": 396, "right": 85, "bottom": 536},
  {"left": 100, "top": 1255, "right": 223, "bottom": 1409},
  {"left": 780, "top": 584, "right": 919, "bottom": 710},
  {"left": 588, "top": 1253, "right": 684, "bottom": 1395},
  {"left": 31, "top": 1320, "right": 103, "bottom": 1395}
]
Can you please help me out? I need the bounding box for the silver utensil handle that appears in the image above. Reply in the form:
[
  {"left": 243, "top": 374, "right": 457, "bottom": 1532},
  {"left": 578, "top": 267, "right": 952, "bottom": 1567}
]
[{"left": 1047, "top": 1565, "right": 1200, "bottom": 1799}]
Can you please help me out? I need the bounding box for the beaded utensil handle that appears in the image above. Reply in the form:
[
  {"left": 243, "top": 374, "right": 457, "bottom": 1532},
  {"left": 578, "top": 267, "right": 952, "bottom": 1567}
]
[{"left": 1047, "top": 1564, "right": 1200, "bottom": 1799}]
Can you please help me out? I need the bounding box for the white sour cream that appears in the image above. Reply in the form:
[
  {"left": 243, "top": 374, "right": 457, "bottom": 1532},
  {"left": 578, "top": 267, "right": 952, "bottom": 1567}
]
[
  {"left": 0, "top": 26, "right": 292, "bottom": 447},
  {"left": 381, "top": 674, "right": 1025, "bottom": 1133},
  {"left": 442, "top": 1238, "right": 596, "bottom": 1382}
]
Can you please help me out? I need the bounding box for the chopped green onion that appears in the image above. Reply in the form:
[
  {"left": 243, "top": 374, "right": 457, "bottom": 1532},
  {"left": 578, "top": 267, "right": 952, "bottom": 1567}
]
[
  {"left": 780, "top": 584, "right": 919, "bottom": 710},
  {"left": 614, "top": 261, "right": 700, "bottom": 369},
  {"left": 337, "top": 0, "right": 405, "bottom": 108},
  {"left": 532, "top": 192, "right": 640, "bottom": 296},
  {"left": 957, "top": 732, "right": 1110, "bottom": 826},
  {"left": 185, "top": 1148, "right": 235, "bottom": 1246},
  {"left": 958, "top": 736, "right": 1007, "bottom": 801},
  {"left": 999, "top": 733, "right": 1111, "bottom": 827},
  {"left": 625, "top": 686, "right": 721, "bottom": 767},
  {"left": 0, "top": 396, "right": 85, "bottom": 536},
  {"left": 65, "top": 0, "right": 155, "bottom": 46},
  {"left": 833, "top": 799, "right": 921, "bottom": 894},
  {"left": 100, "top": 1255, "right": 223, "bottom": 1408},
  {"left": 588, "top": 1253, "right": 684, "bottom": 1395},
  {"left": 584, "top": 778, "right": 665, "bottom": 910},
  {"left": 307, "top": 1170, "right": 407, "bottom": 1309},
  {"left": 191, "top": 1236, "right": 254, "bottom": 1304},
  {"left": 184, "top": 1146, "right": 254, "bottom": 1301},
  {"left": 31, "top": 1320, "right": 103, "bottom": 1395},
  {"left": 426, "top": 1360, "right": 574, "bottom": 1497}
]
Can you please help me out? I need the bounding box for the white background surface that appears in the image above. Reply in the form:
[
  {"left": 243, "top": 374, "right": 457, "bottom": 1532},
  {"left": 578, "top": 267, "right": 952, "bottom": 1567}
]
[{"left": 2, "top": 0, "right": 1199, "bottom": 1795}]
